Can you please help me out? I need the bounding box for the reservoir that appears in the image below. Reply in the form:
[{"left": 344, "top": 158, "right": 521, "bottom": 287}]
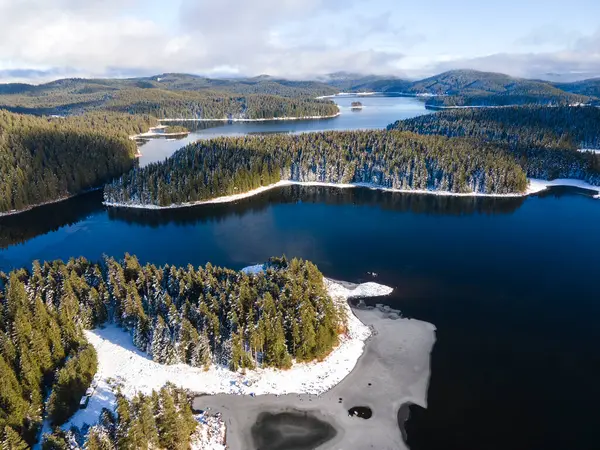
[{"left": 1, "top": 95, "right": 598, "bottom": 450}]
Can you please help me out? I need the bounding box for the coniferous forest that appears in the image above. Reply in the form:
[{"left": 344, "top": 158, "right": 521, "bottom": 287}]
[
  {"left": 0, "top": 110, "right": 156, "bottom": 214},
  {"left": 0, "top": 79, "right": 339, "bottom": 120},
  {"left": 43, "top": 384, "right": 197, "bottom": 450},
  {"left": 104, "top": 130, "right": 529, "bottom": 206},
  {"left": 0, "top": 255, "right": 343, "bottom": 448},
  {"left": 388, "top": 106, "right": 600, "bottom": 183}
]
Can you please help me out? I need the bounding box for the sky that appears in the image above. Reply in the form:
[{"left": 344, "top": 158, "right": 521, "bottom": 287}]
[{"left": 0, "top": 0, "right": 599, "bottom": 83}]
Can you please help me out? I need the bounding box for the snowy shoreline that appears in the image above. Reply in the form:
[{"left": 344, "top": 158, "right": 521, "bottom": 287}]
[
  {"left": 103, "top": 177, "right": 600, "bottom": 211},
  {"left": 61, "top": 276, "right": 391, "bottom": 435},
  {"left": 157, "top": 112, "right": 341, "bottom": 122}
]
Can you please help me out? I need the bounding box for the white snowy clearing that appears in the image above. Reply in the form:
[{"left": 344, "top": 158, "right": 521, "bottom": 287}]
[
  {"left": 191, "top": 412, "right": 226, "bottom": 450},
  {"left": 157, "top": 112, "right": 340, "bottom": 122},
  {"left": 578, "top": 148, "right": 600, "bottom": 154},
  {"left": 104, "top": 177, "right": 600, "bottom": 212},
  {"left": 527, "top": 178, "right": 600, "bottom": 197},
  {"left": 61, "top": 274, "right": 391, "bottom": 448}
]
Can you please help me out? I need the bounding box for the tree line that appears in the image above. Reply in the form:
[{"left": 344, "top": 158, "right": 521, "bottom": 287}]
[
  {"left": 42, "top": 384, "right": 197, "bottom": 450},
  {"left": 0, "top": 262, "right": 98, "bottom": 447},
  {"left": 388, "top": 106, "right": 600, "bottom": 184},
  {"left": 104, "top": 129, "right": 529, "bottom": 207},
  {"left": 0, "top": 78, "right": 339, "bottom": 120},
  {"left": 0, "top": 109, "right": 156, "bottom": 214},
  {"left": 0, "top": 254, "right": 343, "bottom": 447}
]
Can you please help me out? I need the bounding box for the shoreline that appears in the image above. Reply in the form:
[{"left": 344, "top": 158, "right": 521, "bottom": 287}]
[
  {"left": 157, "top": 112, "right": 341, "bottom": 122},
  {"left": 59, "top": 275, "right": 410, "bottom": 449},
  {"left": 60, "top": 278, "right": 390, "bottom": 431},
  {"left": 0, "top": 187, "right": 103, "bottom": 219},
  {"left": 103, "top": 177, "right": 600, "bottom": 211},
  {"left": 193, "top": 291, "right": 436, "bottom": 450}
]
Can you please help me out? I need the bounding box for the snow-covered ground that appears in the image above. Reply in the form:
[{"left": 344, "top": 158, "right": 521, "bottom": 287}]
[
  {"left": 60, "top": 275, "right": 391, "bottom": 447},
  {"left": 157, "top": 112, "right": 340, "bottom": 122},
  {"left": 105, "top": 177, "right": 600, "bottom": 212},
  {"left": 191, "top": 413, "right": 226, "bottom": 450},
  {"left": 578, "top": 148, "right": 600, "bottom": 154},
  {"left": 527, "top": 178, "right": 600, "bottom": 197},
  {"left": 316, "top": 92, "right": 379, "bottom": 99}
]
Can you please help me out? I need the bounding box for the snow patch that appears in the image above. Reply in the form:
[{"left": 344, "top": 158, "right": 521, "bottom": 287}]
[
  {"left": 106, "top": 176, "right": 600, "bottom": 212},
  {"left": 59, "top": 277, "right": 390, "bottom": 436},
  {"left": 240, "top": 264, "right": 265, "bottom": 275},
  {"left": 578, "top": 148, "right": 600, "bottom": 154},
  {"left": 527, "top": 178, "right": 600, "bottom": 196},
  {"left": 191, "top": 412, "right": 226, "bottom": 450}
]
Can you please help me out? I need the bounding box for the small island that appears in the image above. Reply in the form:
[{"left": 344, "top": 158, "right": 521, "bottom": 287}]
[{"left": 351, "top": 101, "right": 363, "bottom": 110}]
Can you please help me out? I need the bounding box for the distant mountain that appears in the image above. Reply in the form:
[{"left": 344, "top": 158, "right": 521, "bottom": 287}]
[
  {"left": 1, "top": 70, "right": 599, "bottom": 115},
  {"left": 321, "top": 72, "right": 412, "bottom": 93},
  {"left": 320, "top": 69, "right": 595, "bottom": 106},
  {"left": 553, "top": 78, "right": 600, "bottom": 100},
  {"left": 404, "top": 70, "right": 592, "bottom": 107},
  {"left": 0, "top": 74, "right": 339, "bottom": 118}
]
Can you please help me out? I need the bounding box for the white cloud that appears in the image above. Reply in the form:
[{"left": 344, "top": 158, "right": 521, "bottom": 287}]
[{"left": 0, "top": 0, "right": 599, "bottom": 82}]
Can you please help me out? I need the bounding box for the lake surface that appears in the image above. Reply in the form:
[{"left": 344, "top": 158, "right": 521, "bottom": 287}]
[
  {"left": 137, "top": 95, "right": 427, "bottom": 166},
  {"left": 1, "top": 96, "right": 599, "bottom": 450}
]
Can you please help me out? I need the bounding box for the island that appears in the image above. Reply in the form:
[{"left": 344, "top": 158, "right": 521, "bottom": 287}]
[{"left": 351, "top": 101, "right": 363, "bottom": 110}]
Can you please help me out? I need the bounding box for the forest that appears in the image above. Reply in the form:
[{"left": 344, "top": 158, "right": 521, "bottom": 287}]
[
  {"left": 0, "top": 263, "right": 98, "bottom": 447},
  {"left": 42, "top": 384, "right": 198, "bottom": 450},
  {"left": 324, "top": 69, "right": 597, "bottom": 107},
  {"left": 0, "top": 254, "right": 343, "bottom": 448},
  {"left": 103, "top": 130, "right": 529, "bottom": 207},
  {"left": 389, "top": 106, "right": 600, "bottom": 184},
  {"left": 0, "top": 76, "right": 339, "bottom": 120},
  {"left": 0, "top": 109, "right": 156, "bottom": 214}
]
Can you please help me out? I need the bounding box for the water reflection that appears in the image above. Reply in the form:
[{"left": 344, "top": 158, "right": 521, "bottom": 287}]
[
  {"left": 0, "top": 190, "right": 104, "bottom": 249},
  {"left": 107, "top": 186, "right": 526, "bottom": 228},
  {"left": 0, "top": 185, "right": 529, "bottom": 252}
]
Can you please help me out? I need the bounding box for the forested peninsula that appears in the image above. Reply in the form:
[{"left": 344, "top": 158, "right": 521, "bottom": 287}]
[
  {"left": 388, "top": 106, "right": 600, "bottom": 184},
  {"left": 0, "top": 255, "right": 344, "bottom": 448},
  {"left": 0, "top": 110, "right": 156, "bottom": 214},
  {"left": 103, "top": 130, "right": 528, "bottom": 207}
]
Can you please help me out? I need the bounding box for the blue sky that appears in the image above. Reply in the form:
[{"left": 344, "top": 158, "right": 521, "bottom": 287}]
[{"left": 0, "top": 0, "right": 598, "bottom": 82}]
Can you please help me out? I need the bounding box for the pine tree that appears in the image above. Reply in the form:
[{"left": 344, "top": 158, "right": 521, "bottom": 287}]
[{"left": 1, "top": 426, "right": 29, "bottom": 450}]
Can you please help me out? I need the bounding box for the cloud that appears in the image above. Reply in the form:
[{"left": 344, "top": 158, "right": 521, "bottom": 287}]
[
  {"left": 0, "top": 0, "right": 412, "bottom": 81},
  {"left": 515, "top": 25, "right": 582, "bottom": 48},
  {"left": 426, "top": 50, "right": 600, "bottom": 81},
  {"left": 0, "top": 0, "right": 598, "bottom": 82}
]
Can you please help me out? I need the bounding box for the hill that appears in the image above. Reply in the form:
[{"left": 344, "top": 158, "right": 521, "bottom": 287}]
[
  {"left": 0, "top": 109, "right": 154, "bottom": 214},
  {"left": 323, "top": 70, "right": 597, "bottom": 106},
  {"left": 553, "top": 78, "right": 600, "bottom": 101},
  {"left": 0, "top": 74, "right": 339, "bottom": 119},
  {"left": 408, "top": 70, "right": 590, "bottom": 107},
  {"left": 388, "top": 106, "right": 600, "bottom": 183}
]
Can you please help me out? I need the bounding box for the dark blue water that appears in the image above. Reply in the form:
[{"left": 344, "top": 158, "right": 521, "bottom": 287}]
[
  {"left": 1, "top": 93, "right": 599, "bottom": 449},
  {"left": 0, "top": 185, "right": 599, "bottom": 450},
  {"left": 137, "top": 96, "right": 427, "bottom": 166}
]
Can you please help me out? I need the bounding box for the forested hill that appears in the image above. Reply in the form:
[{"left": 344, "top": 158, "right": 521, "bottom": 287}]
[
  {"left": 388, "top": 106, "right": 600, "bottom": 183},
  {"left": 0, "top": 254, "right": 343, "bottom": 447},
  {"left": 324, "top": 70, "right": 597, "bottom": 107},
  {"left": 104, "top": 130, "right": 528, "bottom": 207},
  {"left": 0, "top": 75, "right": 339, "bottom": 119},
  {"left": 553, "top": 78, "right": 600, "bottom": 100},
  {"left": 0, "top": 110, "right": 155, "bottom": 214}
]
